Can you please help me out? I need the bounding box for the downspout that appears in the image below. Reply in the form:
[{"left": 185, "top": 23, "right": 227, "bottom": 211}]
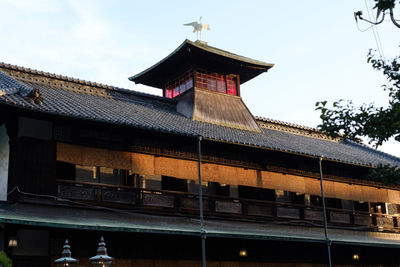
[
  {"left": 197, "top": 135, "right": 206, "bottom": 267},
  {"left": 319, "top": 156, "right": 332, "bottom": 267}
]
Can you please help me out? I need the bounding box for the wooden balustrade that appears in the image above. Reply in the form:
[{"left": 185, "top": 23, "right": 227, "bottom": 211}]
[{"left": 56, "top": 179, "right": 400, "bottom": 232}]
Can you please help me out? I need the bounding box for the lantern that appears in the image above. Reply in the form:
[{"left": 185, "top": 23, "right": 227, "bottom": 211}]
[
  {"left": 54, "top": 239, "right": 78, "bottom": 267},
  {"left": 89, "top": 237, "right": 114, "bottom": 267},
  {"left": 8, "top": 237, "right": 18, "bottom": 248}
]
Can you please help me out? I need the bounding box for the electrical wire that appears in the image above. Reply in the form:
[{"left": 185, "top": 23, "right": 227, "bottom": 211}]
[
  {"left": 365, "top": 0, "right": 386, "bottom": 60},
  {"left": 362, "top": 0, "right": 393, "bottom": 89},
  {"left": 356, "top": 23, "right": 375, "bottom": 32}
]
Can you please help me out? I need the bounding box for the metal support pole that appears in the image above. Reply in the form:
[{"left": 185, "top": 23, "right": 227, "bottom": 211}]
[
  {"left": 0, "top": 223, "right": 4, "bottom": 252},
  {"left": 197, "top": 135, "right": 206, "bottom": 267},
  {"left": 319, "top": 156, "right": 332, "bottom": 267}
]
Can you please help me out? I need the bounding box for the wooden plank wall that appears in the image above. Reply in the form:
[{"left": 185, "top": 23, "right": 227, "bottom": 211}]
[
  {"left": 192, "top": 88, "right": 260, "bottom": 132},
  {"left": 57, "top": 143, "right": 400, "bottom": 204}
]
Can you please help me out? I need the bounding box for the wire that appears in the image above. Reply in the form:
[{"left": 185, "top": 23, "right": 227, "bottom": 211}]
[
  {"left": 363, "top": 0, "right": 392, "bottom": 89},
  {"left": 356, "top": 23, "right": 375, "bottom": 32},
  {"left": 365, "top": 0, "right": 386, "bottom": 60}
]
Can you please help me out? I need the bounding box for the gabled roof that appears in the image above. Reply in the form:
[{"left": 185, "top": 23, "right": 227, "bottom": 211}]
[
  {"left": 129, "top": 39, "right": 274, "bottom": 88},
  {"left": 0, "top": 62, "right": 399, "bottom": 168}
]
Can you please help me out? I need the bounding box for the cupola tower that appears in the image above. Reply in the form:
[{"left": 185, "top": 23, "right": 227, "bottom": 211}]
[{"left": 130, "top": 40, "right": 274, "bottom": 131}]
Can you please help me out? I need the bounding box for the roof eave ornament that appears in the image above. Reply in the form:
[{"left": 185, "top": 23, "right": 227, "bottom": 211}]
[{"left": 183, "top": 16, "right": 210, "bottom": 41}]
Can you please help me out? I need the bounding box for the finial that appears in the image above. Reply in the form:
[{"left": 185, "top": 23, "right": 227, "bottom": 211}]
[
  {"left": 61, "top": 239, "right": 72, "bottom": 258},
  {"left": 97, "top": 236, "right": 108, "bottom": 256},
  {"left": 183, "top": 16, "right": 210, "bottom": 41}
]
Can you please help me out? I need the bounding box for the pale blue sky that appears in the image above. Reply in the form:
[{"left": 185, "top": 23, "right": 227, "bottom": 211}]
[{"left": 1, "top": 0, "right": 399, "bottom": 156}]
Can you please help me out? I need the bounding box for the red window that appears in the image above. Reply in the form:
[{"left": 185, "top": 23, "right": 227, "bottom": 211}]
[
  {"left": 226, "top": 75, "right": 237, "bottom": 96},
  {"left": 195, "top": 71, "right": 237, "bottom": 96},
  {"left": 165, "top": 70, "right": 238, "bottom": 98},
  {"left": 164, "top": 70, "right": 193, "bottom": 98},
  {"left": 165, "top": 88, "right": 173, "bottom": 98}
]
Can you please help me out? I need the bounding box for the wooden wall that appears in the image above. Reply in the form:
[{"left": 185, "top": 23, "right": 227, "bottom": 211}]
[
  {"left": 57, "top": 143, "right": 400, "bottom": 204},
  {"left": 8, "top": 137, "right": 56, "bottom": 195}
]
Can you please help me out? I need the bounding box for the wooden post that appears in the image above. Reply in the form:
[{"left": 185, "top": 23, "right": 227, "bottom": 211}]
[
  {"left": 236, "top": 75, "right": 240, "bottom": 97},
  {"left": 193, "top": 69, "right": 197, "bottom": 89}
]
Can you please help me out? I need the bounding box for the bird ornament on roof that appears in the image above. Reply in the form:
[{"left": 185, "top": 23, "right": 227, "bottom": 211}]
[{"left": 183, "top": 16, "right": 210, "bottom": 41}]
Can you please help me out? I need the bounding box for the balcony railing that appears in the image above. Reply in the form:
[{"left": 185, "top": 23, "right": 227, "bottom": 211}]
[{"left": 56, "top": 179, "right": 399, "bottom": 232}]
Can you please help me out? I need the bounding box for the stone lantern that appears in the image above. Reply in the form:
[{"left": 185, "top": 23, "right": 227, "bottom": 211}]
[
  {"left": 54, "top": 239, "right": 78, "bottom": 267},
  {"left": 89, "top": 237, "right": 114, "bottom": 266}
]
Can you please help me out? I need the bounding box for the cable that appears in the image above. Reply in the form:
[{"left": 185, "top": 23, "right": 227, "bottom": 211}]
[
  {"left": 356, "top": 23, "right": 375, "bottom": 32},
  {"left": 363, "top": 0, "right": 392, "bottom": 89},
  {"left": 365, "top": 0, "right": 386, "bottom": 60}
]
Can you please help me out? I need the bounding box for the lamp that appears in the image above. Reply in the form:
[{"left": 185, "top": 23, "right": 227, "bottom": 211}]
[
  {"left": 90, "top": 237, "right": 114, "bottom": 267},
  {"left": 54, "top": 239, "right": 78, "bottom": 267},
  {"left": 8, "top": 237, "right": 17, "bottom": 248},
  {"left": 239, "top": 248, "right": 247, "bottom": 257}
]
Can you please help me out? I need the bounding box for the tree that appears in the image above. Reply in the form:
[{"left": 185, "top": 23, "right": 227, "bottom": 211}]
[
  {"left": 0, "top": 251, "right": 12, "bottom": 267},
  {"left": 315, "top": 0, "right": 400, "bottom": 183},
  {"left": 354, "top": 0, "right": 400, "bottom": 29},
  {"left": 315, "top": 52, "right": 400, "bottom": 147}
]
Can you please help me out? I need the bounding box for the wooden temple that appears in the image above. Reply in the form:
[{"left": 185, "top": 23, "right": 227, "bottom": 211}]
[{"left": 0, "top": 39, "right": 400, "bottom": 266}]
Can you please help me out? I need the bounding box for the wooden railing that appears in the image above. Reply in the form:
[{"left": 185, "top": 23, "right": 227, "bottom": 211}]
[{"left": 56, "top": 179, "right": 399, "bottom": 232}]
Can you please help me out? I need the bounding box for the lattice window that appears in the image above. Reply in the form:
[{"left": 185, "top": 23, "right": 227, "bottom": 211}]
[
  {"left": 165, "top": 70, "right": 193, "bottom": 98},
  {"left": 195, "top": 70, "right": 237, "bottom": 96}
]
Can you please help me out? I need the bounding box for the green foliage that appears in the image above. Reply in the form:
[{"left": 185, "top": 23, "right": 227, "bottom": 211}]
[
  {"left": 369, "top": 164, "right": 400, "bottom": 185},
  {"left": 0, "top": 251, "right": 12, "bottom": 267},
  {"left": 316, "top": 0, "right": 400, "bottom": 184},
  {"left": 374, "top": 0, "right": 397, "bottom": 11},
  {"left": 315, "top": 51, "right": 400, "bottom": 148}
]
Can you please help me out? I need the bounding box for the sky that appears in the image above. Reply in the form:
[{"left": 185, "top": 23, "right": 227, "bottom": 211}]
[{"left": 1, "top": 0, "right": 400, "bottom": 157}]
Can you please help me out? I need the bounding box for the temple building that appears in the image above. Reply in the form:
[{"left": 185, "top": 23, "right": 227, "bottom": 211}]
[{"left": 1, "top": 39, "right": 400, "bottom": 266}]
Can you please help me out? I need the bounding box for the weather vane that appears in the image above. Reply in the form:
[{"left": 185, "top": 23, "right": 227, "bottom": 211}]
[{"left": 183, "top": 16, "right": 210, "bottom": 41}]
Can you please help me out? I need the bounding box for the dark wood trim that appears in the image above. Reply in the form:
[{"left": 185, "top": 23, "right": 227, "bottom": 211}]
[
  {"left": 236, "top": 74, "right": 241, "bottom": 97},
  {"left": 224, "top": 73, "right": 228, "bottom": 94},
  {"left": 54, "top": 179, "right": 399, "bottom": 233},
  {"left": 192, "top": 69, "right": 197, "bottom": 88}
]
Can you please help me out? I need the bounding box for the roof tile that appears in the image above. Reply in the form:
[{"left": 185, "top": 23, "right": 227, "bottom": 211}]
[{"left": 0, "top": 66, "right": 399, "bottom": 168}]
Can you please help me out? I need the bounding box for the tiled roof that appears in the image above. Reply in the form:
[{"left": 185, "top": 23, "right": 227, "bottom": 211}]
[
  {"left": 129, "top": 39, "right": 274, "bottom": 88},
  {"left": 0, "top": 70, "right": 34, "bottom": 97},
  {"left": 0, "top": 63, "right": 399, "bottom": 168}
]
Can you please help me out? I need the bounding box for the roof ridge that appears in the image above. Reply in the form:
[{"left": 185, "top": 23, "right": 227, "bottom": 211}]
[
  {"left": 0, "top": 61, "right": 174, "bottom": 103},
  {"left": 0, "top": 62, "right": 124, "bottom": 91},
  {"left": 189, "top": 39, "right": 274, "bottom": 67},
  {"left": 344, "top": 139, "right": 400, "bottom": 164},
  {"left": 255, "top": 116, "right": 319, "bottom": 132},
  {"left": 256, "top": 116, "right": 400, "bottom": 164}
]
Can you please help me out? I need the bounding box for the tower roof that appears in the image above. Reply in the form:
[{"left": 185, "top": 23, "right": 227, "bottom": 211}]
[{"left": 129, "top": 39, "right": 274, "bottom": 88}]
